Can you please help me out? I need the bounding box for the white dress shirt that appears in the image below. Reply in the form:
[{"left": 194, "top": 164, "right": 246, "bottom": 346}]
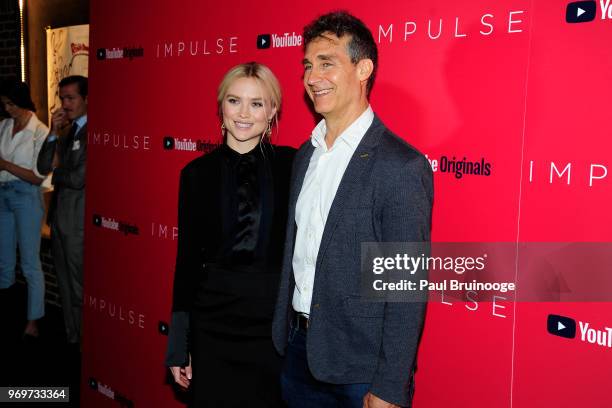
[
  {"left": 292, "top": 106, "right": 374, "bottom": 314},
  {"left": 0, "top": 114, "right": 49, "bottom": 182},
  {"left": 73, "top": 114, "right": 87, "bottom": 135}
]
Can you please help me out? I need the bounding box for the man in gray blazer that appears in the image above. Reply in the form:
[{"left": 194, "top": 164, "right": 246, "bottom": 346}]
[
  {"left": 37, "top": 75, "right": 88, "bottom": 346},
  {"left": 272, "top": 12, "right": 433, "bottom": 408}
]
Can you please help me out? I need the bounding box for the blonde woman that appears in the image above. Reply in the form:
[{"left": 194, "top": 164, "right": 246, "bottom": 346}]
[{"left": 166, "top": 62, "right": 295, "bottom": 407}]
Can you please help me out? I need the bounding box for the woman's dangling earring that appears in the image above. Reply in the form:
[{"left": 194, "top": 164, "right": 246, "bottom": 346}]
[
  {"left": 266, "top": 120, "right": 272, "bottom": 136},
  {"left": 221, "top": 122, "right": 226, "bottom": 138}
]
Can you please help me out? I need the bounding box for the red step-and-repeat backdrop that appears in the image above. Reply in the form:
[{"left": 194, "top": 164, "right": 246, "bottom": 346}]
[{"left": 84, "top": 0, "right": 612, "bottom": 406}]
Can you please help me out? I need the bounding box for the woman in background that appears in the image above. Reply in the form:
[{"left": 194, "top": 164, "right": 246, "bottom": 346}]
[
  {"left": 0, "top": 80, "right": 49, "bottom": 339},
  {"left": 166, "top": 62, "right": 295, "bottom": 407}
]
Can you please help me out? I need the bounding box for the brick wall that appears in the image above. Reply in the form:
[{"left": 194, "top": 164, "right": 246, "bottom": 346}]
[
  {"left": 40, "top": 238, "right": 61, "bottom": 307},
  {"left": 0, "top": 0, "right": 20, "bottom": 82}
]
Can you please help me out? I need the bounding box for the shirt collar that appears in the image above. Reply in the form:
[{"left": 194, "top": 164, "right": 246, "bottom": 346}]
[
  {"left": 22, "top": 113, "right": 39, "bottom": 133},
  {"left": 220, "top": 142, "right": 267, "bottom": 167},
  {"left": 310, "top": 105, "right": 374, "bottom": 151},
  {"left": 74, "top": 114, "right": 87, "bottom": 130}
]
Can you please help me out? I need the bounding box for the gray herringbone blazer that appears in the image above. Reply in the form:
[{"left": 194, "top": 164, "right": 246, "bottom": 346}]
[{"left": 37, "top": 123, "right": 87, "bottom": 232}]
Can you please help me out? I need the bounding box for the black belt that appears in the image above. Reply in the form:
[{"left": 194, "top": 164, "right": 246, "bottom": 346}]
[{"left": 293, "top": 312, "right": 309, "bottom": 330}]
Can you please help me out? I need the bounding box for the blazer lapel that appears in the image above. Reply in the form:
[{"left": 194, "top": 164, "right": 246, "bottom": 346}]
[
  {"left": 76, "top": 123, "right": 87, "bottom": 141},
  {"left": 290, "top": 143, "right": 315, "bottom": 209},
  {"left": 315, "top": 116, "right": 384, "bottom": 270}
]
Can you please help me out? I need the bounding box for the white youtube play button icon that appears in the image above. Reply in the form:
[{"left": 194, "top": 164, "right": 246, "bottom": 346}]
[
  {"left": 548, "top": 314, "right": 576, "bottom": 339},
  {"left": 566, "top": 1, "right": 597, "bottom": 23},
  {"left": 257, "top": 34, "right": 271, "bottom": 49}
]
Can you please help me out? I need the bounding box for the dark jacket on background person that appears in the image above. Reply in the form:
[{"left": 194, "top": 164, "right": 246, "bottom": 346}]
[{"left": 37, "top": 123, "right": 87, "bottom": 229}]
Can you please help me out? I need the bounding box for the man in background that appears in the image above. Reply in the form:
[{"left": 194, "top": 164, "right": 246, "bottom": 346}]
[{"left": 37, "top": 75, "right": 88, "bottom": 347}]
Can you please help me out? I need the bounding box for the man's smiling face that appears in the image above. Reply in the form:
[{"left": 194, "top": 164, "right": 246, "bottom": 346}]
[{"left": 302, "top": 33, "right": 363, "bottom": 121}]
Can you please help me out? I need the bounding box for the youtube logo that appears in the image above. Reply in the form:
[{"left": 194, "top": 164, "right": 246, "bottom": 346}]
[
  {"left": 547, "top": 314, "right": 576, "bottom": 339},
  {"left": 566, "top": 1, "right": 596, "bottom": 23},
  {"left": 163, "top": 136, "right": 174, "bottom": 150},
  {"left": 257, "top": 34, "right": 271, "bottom": 49},
  {"left": 96, "top": 48, "right": 107, "bottom": 60}
]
